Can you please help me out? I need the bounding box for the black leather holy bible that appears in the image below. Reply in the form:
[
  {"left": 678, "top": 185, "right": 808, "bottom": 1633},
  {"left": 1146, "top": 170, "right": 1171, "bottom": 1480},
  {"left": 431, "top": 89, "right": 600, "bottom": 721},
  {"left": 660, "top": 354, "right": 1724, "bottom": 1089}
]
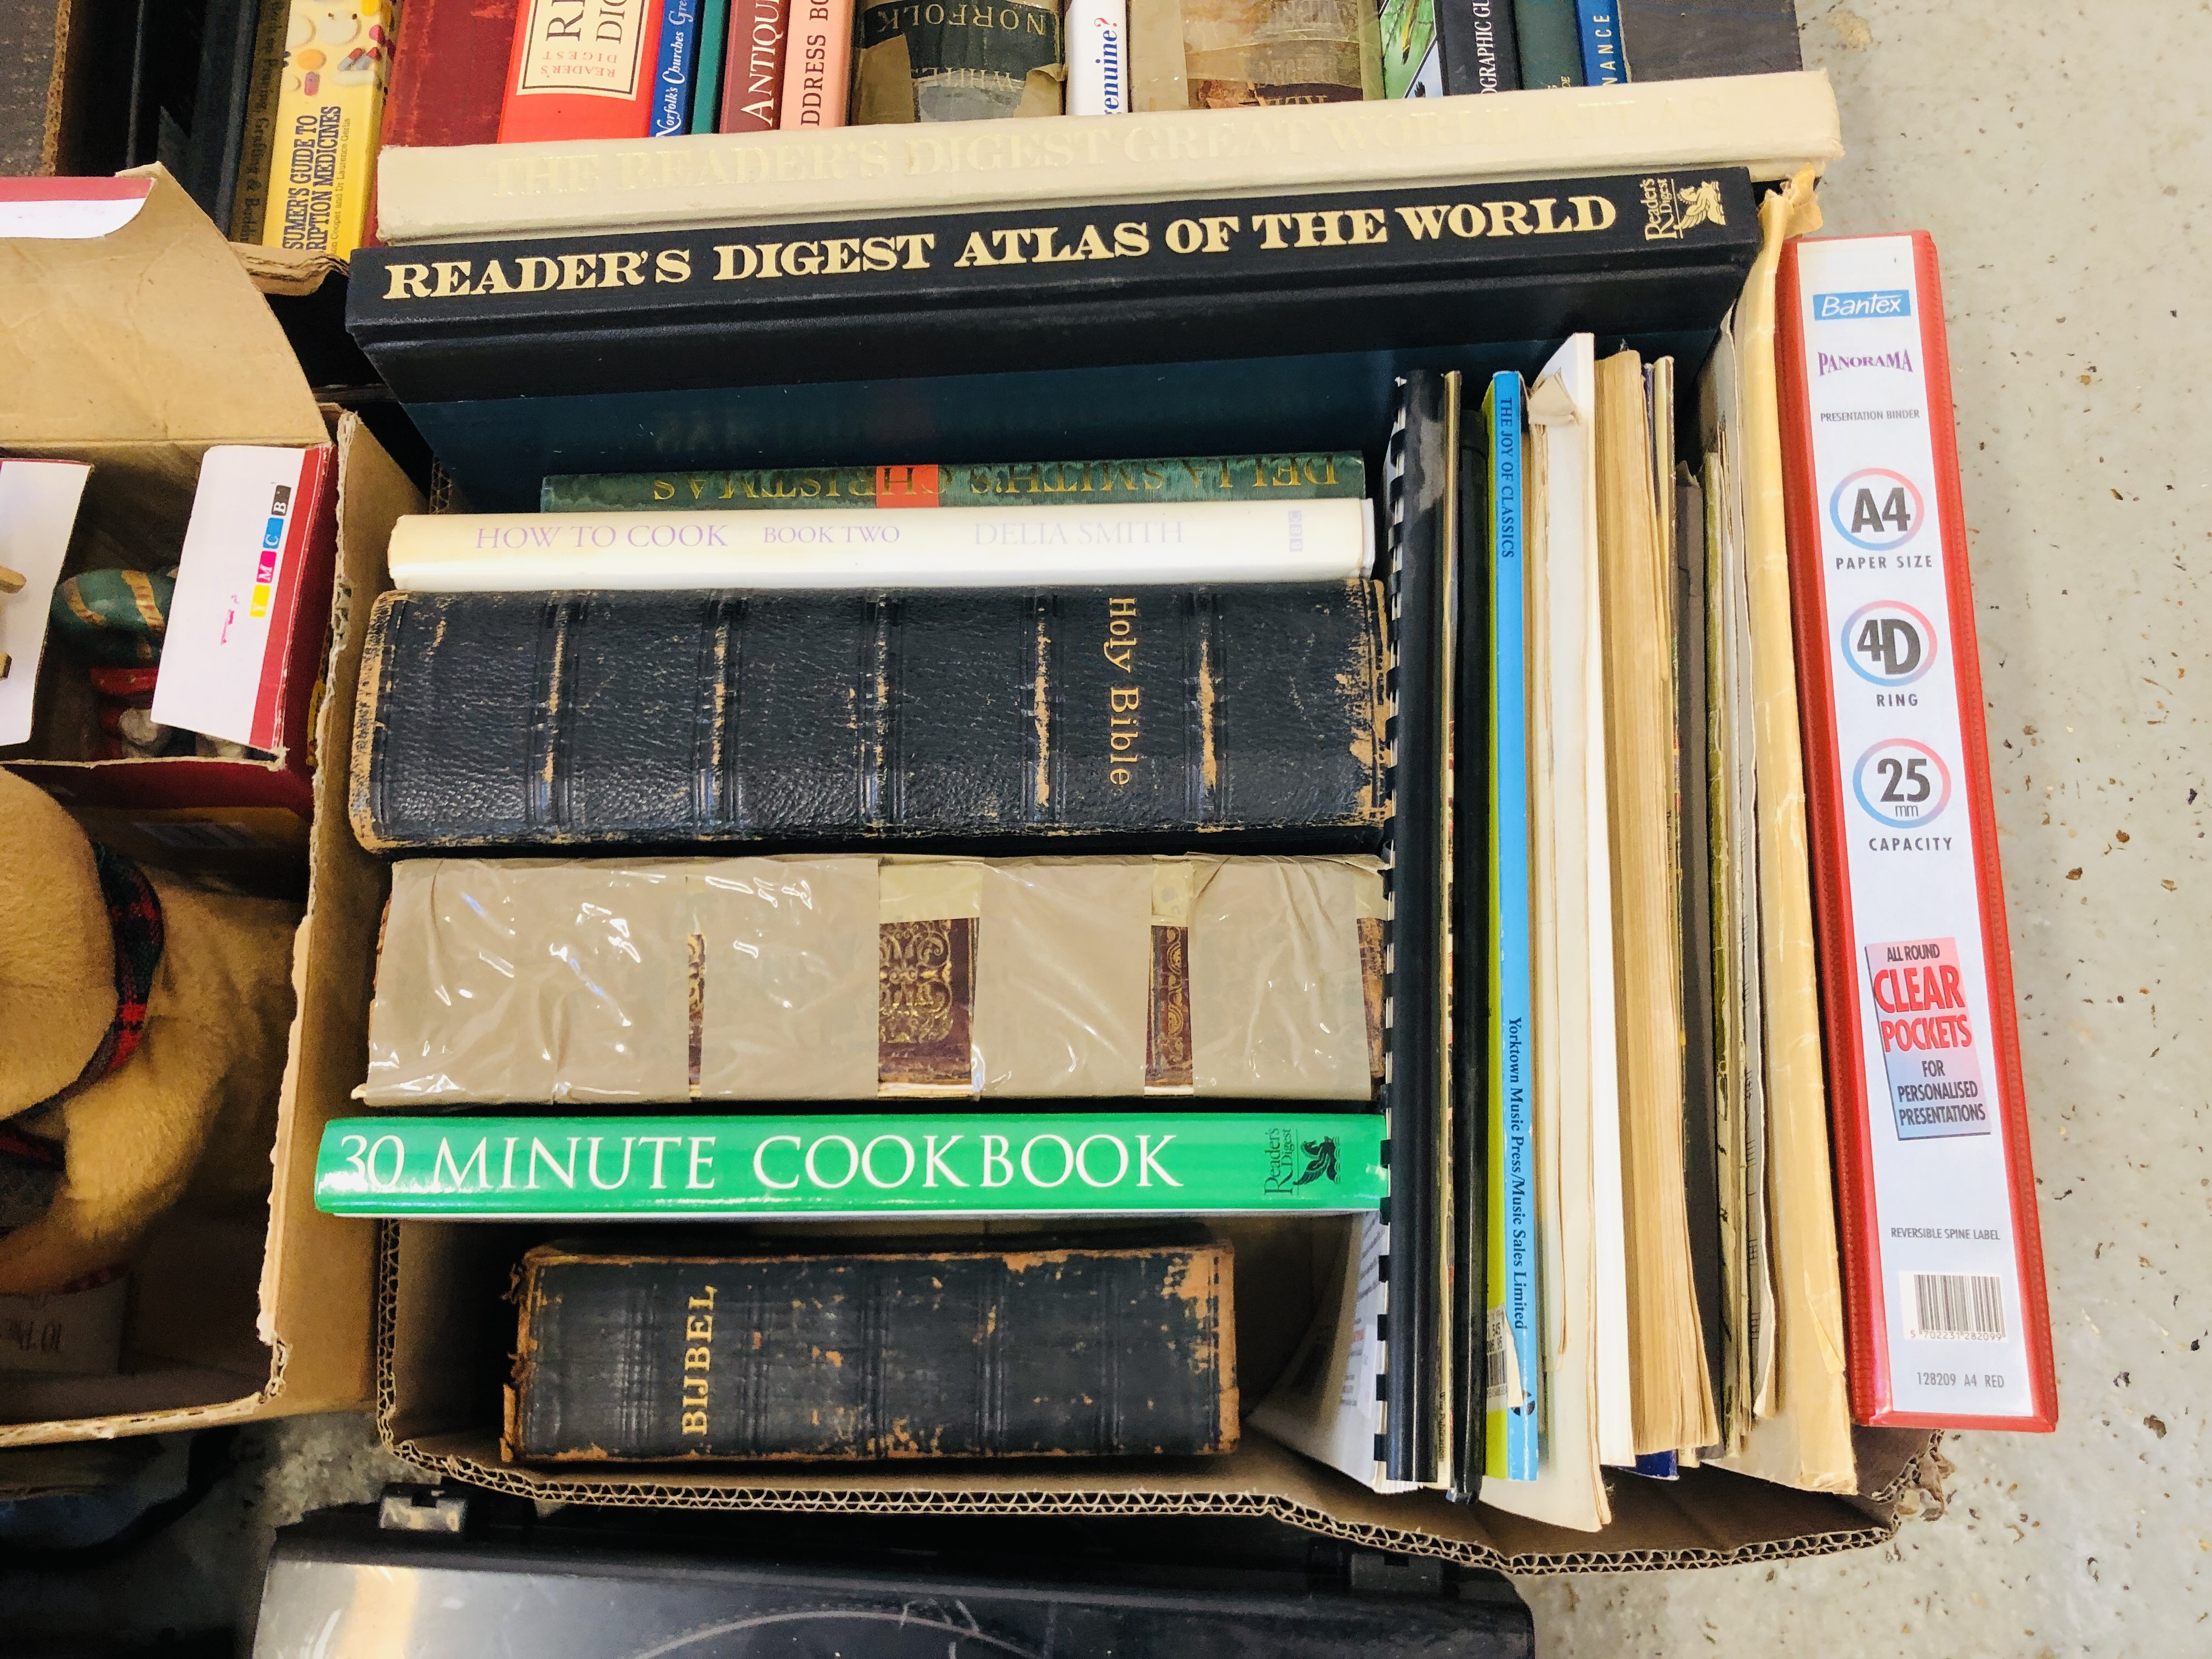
[
  {"left": 507, "top": 1242, "right": 1237, "bottom": 1461},
  {"left": 350, "top": 583, "right": 1389, "bottom": 851}
]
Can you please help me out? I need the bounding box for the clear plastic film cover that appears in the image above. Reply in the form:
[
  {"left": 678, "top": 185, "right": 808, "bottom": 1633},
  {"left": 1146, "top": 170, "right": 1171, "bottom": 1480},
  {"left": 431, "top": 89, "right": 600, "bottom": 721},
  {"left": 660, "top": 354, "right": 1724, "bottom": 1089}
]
[{"left": 362, "top": 855, "right": 1385, "bottom": 1105}]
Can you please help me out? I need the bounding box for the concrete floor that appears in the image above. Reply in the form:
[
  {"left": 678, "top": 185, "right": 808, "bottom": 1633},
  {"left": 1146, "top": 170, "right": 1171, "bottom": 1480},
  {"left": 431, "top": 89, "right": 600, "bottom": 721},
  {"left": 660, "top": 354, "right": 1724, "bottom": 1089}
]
[
  {"left": 1514, "top": 2, "right": 2209, "bottom": 1652},
  {"left": 5, "top": 2, "right": 2205, "bottom": 1652}
]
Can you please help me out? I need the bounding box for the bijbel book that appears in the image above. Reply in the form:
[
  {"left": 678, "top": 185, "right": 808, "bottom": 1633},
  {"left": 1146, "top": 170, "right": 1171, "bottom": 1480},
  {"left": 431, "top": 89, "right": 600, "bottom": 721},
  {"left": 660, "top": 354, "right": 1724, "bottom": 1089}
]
[
  {"left": 381, "top": 499, "right": 1374, "bottom": 590},
  {"left": 350, "top": 584, "right": 1389, "bottom": 851},
  {"left": 1777, "top": 232, "right": 2056, "bottom": 1432},
  {"left": 367, "top": 69, "right": 1839, "bottom": 244},
  {"left": 362, "top": 854, "right": 1386, "bottom": 1103},
  {"left": 313, "top": 1111, "right": 1387, "bottom": 1217},
  {"left": 506, "top": 1241, "right": 1237, "bottom": 1460},
  {"left": 348, "top": 171, "right": 1762, "bottom": 410},
  {"left": 541, "top": 453, "right": 1365, "bottom": 511}
]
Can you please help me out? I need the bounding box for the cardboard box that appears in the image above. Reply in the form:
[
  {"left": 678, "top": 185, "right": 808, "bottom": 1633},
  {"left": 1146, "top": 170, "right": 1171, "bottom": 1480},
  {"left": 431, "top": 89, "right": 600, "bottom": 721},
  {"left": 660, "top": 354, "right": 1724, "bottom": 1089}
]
[
  {"left": 0, "top": 167, "right": 420, "bottom": 1442},
  {"left": 374, "top": 1215, "right": 1945, "bottom": 1569}
]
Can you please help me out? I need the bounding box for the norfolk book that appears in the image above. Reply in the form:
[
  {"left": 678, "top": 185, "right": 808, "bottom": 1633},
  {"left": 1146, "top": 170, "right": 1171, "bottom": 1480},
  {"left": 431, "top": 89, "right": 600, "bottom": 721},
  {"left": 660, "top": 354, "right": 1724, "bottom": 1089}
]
[
  {"left": 350, "top": 583, "right": 1389, "bottom": 851},
  {"left": 313, "top": 1111, "right": 1387, "bottom": 1217},
  {"left": 507, "top": 1240, "right": 1236, "bottom": 1460}
]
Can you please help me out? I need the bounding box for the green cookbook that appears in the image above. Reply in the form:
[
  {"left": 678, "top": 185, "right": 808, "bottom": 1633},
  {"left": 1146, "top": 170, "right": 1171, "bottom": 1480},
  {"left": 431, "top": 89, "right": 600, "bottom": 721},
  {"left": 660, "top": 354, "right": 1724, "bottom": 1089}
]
[{"left": 315, "top": 1111, "right": 1385, "bottom": 1220}]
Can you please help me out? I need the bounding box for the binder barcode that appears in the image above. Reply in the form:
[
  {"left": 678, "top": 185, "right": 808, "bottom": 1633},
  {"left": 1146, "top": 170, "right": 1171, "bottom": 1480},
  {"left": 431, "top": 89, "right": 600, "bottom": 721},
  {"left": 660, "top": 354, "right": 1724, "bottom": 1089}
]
[
  {"left": 1904, "top": 1272, "right": 2006, "bottom": 1341},
  {"left": 1483, "top": 1306, "right": 1510, "bottom": 1408}
]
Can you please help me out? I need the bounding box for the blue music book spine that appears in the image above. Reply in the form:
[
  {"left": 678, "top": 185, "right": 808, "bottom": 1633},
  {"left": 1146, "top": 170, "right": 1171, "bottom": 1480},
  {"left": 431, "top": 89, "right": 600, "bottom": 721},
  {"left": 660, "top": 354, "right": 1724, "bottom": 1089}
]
[{"left": 1485, "top": 369, "right": 1540, "bottom": 1482}]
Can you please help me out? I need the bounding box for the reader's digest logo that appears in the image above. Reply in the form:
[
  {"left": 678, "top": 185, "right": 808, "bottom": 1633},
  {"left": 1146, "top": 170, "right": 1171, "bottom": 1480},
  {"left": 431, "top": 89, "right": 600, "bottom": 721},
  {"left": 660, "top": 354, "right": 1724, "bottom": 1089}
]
[
  {"left": 1640, "top": 177, "right": 1726, "bottom": 240},
  {"left": 1813, "top": 288, "right": 1911, "bottom": 321},
  {"left": 1263, "top": 1126, "right": 1340, "bottom": 1195}
]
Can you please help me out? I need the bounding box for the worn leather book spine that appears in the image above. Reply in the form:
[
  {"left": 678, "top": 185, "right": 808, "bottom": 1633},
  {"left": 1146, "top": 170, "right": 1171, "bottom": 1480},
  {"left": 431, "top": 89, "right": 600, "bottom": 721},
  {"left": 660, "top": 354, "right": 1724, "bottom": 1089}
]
[
  {"left": 499, "top": 0, "right": 664, "bottom": 141},
  {"left": 544, "top": 454, "right": 1367, "bottom": 511},
  {"left": 382, "top": 0, "right": 521, "bottom": 149},
  {"left": 719, "top": 0, "right": 787, "bottom": 127},
  {"left": 350, "top": 583, "right": 1389, "bottom": 851},
  {"left": 506, "top": 1242, "right": 1238, "bottom": 1459}
]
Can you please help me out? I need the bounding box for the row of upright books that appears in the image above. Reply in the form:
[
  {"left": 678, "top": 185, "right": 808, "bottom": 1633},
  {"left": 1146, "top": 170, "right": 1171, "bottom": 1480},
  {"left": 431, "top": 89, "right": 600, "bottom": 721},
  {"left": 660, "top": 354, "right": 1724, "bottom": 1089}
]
[
  {"left": 8, "top": 0, "right": 1816, "bottom": 259},
  {"left": 252, "top": 157, "right": 2061, "bottom": 1516}
]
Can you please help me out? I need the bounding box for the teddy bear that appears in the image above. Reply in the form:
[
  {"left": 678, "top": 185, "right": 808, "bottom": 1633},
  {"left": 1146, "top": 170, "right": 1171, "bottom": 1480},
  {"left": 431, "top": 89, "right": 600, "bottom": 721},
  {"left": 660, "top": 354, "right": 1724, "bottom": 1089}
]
[{"left": 0, "top": 771, "right": 301, "bottom": 1297}]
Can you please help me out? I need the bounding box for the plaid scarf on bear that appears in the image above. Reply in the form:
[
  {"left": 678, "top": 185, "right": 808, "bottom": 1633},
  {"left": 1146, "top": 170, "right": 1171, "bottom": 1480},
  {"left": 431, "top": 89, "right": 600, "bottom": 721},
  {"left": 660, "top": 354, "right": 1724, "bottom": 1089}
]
[{"left": 32, "top": 844, "right": 166, "bottom": 1113}]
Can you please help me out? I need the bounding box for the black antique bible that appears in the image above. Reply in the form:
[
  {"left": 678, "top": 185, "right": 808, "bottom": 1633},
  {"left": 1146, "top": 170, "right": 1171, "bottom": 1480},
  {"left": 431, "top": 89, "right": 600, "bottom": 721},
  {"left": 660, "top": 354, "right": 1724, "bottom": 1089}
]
[
  {"left": 507, "top": 1241, "right": 1237, "bottom": 1461},
  {"left": 349, "top": 583, "right": 1389, "bottom": 851}
]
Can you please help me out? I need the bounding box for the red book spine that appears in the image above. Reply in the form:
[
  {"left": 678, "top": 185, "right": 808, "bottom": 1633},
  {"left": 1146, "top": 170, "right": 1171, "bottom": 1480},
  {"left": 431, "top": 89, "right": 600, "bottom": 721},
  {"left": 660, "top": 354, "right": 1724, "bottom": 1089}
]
[
  {"left": 382, "top": 0, "right": 524, "bottom": 147},
  {"left": 778, "top": 0, "right": 851, "bottom": 128},
  {"left": 1777, "top": 230, "right": 2058, "bottom": 1433},
  {"left": 498, "top": 0, "right": 665, "bottom": 142},
  {"left": 720, "top": 0, "right": 788, "bottom": 131}
]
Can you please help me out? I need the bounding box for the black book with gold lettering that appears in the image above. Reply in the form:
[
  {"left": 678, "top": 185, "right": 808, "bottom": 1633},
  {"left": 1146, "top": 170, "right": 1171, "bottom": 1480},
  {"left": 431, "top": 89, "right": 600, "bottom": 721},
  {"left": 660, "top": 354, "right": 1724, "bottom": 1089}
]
[
  {"left": 349, "top": 171, "right": 1756, "bottom": 409},
  {"left": 351, "top": 582, "right": 1387, "bottom": 851},
  {"left": 506, "top": 1239, "right": 1237, "bottom": 1461}
]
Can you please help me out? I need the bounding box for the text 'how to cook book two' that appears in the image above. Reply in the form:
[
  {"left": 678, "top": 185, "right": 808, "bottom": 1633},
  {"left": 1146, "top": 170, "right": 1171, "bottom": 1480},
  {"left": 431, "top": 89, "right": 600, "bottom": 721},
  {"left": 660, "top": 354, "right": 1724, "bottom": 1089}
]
[{"left": 1778, "top": 232, "right": 2056, "bottom": 1432}]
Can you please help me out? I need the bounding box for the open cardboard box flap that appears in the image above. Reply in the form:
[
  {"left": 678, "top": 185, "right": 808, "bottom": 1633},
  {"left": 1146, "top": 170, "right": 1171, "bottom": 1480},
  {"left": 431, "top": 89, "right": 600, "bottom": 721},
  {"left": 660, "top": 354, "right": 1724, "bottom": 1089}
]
[
  {"left": 0, "top": 166, "right": 420, "bottom": 1440},
  {"left": 0, "top": 167, "right": 325, "bottom": 456},
  {"left": 376, "top": 1217, "right": 1945, "bottom": 1570}
]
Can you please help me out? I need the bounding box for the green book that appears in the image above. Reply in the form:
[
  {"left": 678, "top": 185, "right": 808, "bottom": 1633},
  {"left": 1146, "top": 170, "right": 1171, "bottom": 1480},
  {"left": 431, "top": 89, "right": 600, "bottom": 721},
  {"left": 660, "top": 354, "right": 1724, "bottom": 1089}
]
[
  {"left": 690, "top": 0, "right": 729, "bottom": 133},
  {"left": 315, "top": 1112, "right": 1386, "bottom": 1220},
  {"left": 541, "top": 454, "right": 1368, "bottom": 512}
]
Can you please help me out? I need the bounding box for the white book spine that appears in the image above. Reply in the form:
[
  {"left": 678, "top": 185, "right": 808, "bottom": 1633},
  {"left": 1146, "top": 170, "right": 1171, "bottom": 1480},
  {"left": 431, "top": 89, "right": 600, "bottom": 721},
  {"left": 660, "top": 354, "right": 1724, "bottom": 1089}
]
[
  {"left": 1066, "top": 0, "right": 1130, "bottom": 116},
  {"left": 374, "top": 72, "right": 1840, "bottom": 242},
  {"left": 387, "top": 499, "right": 1375, "bottom": 591}
]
